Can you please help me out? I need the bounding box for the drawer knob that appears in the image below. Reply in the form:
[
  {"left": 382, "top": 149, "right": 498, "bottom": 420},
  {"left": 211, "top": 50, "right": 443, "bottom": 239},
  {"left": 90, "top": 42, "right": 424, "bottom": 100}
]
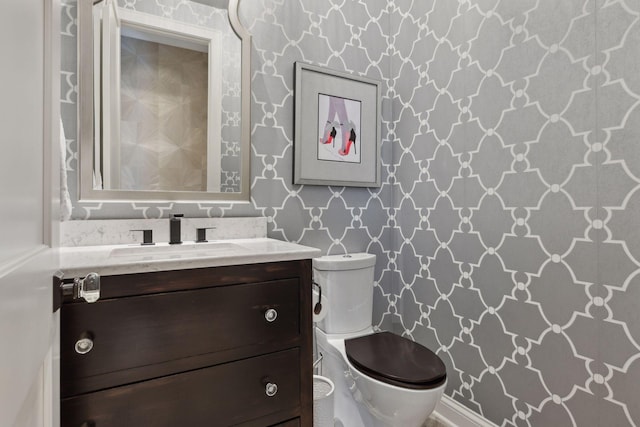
[
  {"left": 75, "top": 333, "right": 94, "bottom": 355},
  {"left": 265, "top": 308, "right": 278, "bottom": 322},
  {"left": 265, "top": 382, "right": 278, "bottom": 397}
]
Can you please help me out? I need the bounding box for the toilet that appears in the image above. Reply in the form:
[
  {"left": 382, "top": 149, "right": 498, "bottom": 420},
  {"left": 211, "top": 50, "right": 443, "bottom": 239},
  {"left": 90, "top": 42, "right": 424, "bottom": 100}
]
[{"left": 313, "top": 253, "right": 446, "bottom": 427}]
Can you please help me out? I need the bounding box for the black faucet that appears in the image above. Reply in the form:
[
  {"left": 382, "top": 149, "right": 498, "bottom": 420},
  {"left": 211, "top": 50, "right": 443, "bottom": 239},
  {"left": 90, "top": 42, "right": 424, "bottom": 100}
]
[{"left": 169, "top": 214, "right": 183, "bottom": 245}]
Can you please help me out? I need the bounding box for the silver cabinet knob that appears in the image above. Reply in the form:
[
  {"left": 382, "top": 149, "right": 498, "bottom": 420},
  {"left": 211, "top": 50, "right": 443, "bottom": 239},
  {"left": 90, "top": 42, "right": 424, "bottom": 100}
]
[
  {"left": 75, "top": 334, "right": 94, "bottom": 355},
  {"left": 264, "top": 308, "right": 278, "bottom": 322},
  {"left": 265, "top": 382, "right": 278, "bottom": 397}
]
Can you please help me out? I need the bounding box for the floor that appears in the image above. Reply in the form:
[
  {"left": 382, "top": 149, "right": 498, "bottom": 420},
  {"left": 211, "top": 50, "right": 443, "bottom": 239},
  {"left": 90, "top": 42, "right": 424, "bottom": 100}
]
[{"left": 424, "top": 415, "right": 451, "bottom": 427}]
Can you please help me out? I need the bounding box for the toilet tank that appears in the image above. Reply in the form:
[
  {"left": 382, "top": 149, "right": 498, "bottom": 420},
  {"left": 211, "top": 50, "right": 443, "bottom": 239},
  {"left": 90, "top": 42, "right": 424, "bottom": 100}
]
[{"left": 313, "top": 253, "right": 376, "bottom": 334}]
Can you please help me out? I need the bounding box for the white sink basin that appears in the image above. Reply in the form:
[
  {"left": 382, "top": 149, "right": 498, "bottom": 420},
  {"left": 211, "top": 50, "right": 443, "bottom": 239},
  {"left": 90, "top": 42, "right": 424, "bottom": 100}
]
[{"left": 109, "top": 241, "right": 245, "bottom": 259}]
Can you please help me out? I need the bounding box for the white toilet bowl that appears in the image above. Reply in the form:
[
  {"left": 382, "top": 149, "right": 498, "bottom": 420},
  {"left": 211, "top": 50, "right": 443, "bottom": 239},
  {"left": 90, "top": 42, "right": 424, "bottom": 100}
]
[{"left": 316, "top": 328, "right": 446, "bottom": 427}]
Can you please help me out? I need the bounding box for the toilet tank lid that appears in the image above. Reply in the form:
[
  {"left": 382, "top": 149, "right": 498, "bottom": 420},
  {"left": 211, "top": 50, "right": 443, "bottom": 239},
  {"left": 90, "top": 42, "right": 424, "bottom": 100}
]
[{"left": 313, "top": 253, "right": 376, "bottom": 271}]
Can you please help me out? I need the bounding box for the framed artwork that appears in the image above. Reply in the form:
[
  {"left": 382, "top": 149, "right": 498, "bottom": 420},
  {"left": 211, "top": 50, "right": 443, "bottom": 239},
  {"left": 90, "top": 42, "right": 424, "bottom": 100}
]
[{"left": 294, "top": 62, "right": 381, "bottom": 187}]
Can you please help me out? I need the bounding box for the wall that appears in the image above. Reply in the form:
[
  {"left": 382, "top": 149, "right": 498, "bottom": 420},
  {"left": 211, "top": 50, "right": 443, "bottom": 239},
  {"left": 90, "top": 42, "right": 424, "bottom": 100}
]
[
  {"left": 60, "top": 0, "right": 395, "bottom": 327},
  {"left": 391, "top": 0, "right": 640, "bottom": 426}
]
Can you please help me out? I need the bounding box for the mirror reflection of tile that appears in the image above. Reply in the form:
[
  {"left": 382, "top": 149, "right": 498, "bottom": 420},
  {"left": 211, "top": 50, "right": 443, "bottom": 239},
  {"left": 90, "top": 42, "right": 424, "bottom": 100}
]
[{"left": 120, "top": 36, "right": 209, "bottom": 192}]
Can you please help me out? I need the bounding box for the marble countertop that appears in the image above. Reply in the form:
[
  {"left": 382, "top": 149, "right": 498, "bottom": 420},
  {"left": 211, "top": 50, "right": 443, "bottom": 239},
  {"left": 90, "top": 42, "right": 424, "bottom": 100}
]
[{"left": 59, "top": 238, "right": 322, "bottom": 277}]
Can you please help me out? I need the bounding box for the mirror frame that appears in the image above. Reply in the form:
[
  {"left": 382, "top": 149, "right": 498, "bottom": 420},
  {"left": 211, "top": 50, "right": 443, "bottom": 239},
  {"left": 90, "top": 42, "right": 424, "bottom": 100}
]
[{"left": 78, "top": 0, "right": 251, "bottom": 202}]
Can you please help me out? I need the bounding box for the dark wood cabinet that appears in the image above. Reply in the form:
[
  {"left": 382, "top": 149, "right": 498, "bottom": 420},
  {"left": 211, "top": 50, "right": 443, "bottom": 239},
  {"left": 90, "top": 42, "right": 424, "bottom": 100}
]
[
  {"left": 271, "top": 419, "right": 300, "bottom": 427},
  {"left": 60, "top": 260, "right": 313, "bottom": 427}
]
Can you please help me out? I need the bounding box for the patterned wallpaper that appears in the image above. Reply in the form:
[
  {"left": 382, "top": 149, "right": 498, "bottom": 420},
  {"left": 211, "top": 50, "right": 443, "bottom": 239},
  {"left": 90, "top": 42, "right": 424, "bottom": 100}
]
[
  {"left": 61, "top": 0, "right": 640, "bottom": 425},
  {"left": 391, "top": 0, "right": 640, "bottom": 426}
]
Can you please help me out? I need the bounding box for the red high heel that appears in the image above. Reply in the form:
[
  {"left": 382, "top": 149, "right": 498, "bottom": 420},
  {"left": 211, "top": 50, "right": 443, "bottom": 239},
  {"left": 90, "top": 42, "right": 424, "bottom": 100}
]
[
  {"left": 323, "top": 127, "right": 337, "bottom": 145},
  {"left": 339, "top": 129, "right": 357, "bottom": 155}
]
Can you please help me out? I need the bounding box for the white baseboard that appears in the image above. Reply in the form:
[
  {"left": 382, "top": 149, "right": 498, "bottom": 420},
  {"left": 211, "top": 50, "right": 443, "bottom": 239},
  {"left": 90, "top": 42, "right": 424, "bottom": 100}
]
[{"left": 433, "top": 395, "right": 498, "bottom": 427}]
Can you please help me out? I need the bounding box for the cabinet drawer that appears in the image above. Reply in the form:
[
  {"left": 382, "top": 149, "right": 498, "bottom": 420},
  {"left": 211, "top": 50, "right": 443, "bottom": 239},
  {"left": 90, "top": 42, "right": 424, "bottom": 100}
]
[
  {"left": 272, "top": 419, "right": 300, "bottom": 427},
  {"left": 61, "top": 348, "right": 301, "bottom": 427},
  {"left": 61, "top": 279, "right": 299, "bottom": 386}
]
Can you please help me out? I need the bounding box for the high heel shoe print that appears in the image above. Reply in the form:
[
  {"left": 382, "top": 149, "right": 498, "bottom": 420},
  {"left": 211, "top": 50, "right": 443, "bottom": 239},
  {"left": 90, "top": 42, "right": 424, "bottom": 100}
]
[
  {"left": 323, "top": 126, "right": 337, "bottom": 145},
  {"left": 339, "top": 129, "right": 357, "bottom": 156}
]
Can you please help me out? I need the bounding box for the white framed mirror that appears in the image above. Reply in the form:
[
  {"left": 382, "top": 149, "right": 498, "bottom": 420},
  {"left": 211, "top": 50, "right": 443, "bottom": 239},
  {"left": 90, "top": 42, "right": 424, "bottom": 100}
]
[{"left": 78, "top": 0, "right": 251, "bottom": 202}]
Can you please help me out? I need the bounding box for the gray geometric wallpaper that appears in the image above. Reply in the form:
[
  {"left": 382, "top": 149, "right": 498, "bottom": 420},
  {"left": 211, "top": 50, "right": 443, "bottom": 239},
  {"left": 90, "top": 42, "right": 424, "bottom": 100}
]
[
  {"left": 61, "top": 0, "right": 640, "bottom": 426},
  {"left": 391, "top": 0, "right": 640, "bottom": 426}
]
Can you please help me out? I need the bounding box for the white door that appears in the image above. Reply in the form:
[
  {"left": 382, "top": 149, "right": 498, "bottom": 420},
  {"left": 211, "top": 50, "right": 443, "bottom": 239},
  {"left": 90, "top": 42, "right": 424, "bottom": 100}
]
[{"left": 0, "top": 0, "right": 60, "bottom": 426}]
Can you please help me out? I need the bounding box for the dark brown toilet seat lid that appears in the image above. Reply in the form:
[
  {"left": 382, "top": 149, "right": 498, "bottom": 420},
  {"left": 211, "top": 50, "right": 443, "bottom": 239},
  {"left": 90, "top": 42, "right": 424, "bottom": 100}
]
[{"left": 345, "top": 332, "right": 446, "bottom": 390}]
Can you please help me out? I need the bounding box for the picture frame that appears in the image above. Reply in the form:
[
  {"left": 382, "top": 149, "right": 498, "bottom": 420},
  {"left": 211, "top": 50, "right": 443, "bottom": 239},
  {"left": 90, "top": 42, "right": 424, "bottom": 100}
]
[{"left": 294, "top": 62, "right": 382, "bottom": 187}]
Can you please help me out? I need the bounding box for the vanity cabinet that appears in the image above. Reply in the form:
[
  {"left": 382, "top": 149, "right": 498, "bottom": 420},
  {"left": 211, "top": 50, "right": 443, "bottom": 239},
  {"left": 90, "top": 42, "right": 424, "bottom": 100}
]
[{"left": 59, "top": 260, "right": 313, "bottom": 427}]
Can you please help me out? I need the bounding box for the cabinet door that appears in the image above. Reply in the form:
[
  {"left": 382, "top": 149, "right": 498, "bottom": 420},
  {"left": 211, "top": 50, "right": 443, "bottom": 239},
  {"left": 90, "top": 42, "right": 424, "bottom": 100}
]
[
  {"left": 62, "top": 349, "right": 301, "bottom": 427},
  {"left": 61, "top": 278, "right": 300, "bottom": 395}
]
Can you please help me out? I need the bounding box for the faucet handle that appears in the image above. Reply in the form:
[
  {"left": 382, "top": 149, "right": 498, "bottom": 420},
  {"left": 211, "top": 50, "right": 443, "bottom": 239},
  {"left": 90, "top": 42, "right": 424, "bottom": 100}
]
[
  {"left": 169, "top": 214, "right": 183, "bottom": 245},
  {"left": 130, "top": 229, "right": 154, "bottom": 245},
  {"left": 196, "top": 227, "right": 217, "bottom": 243}
]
